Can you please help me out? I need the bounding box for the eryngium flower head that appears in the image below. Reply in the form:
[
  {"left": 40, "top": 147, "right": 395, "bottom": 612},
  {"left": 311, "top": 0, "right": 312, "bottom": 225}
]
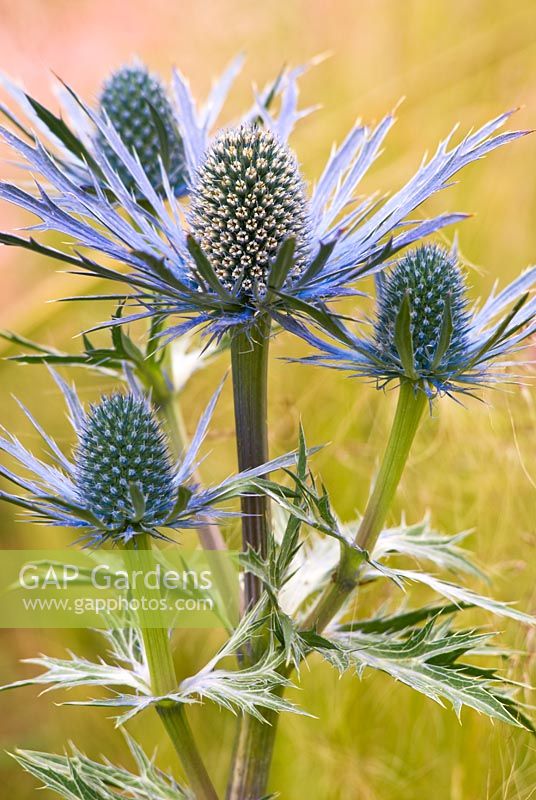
[
  {"left": 75, "top": 394, "right": 175, "bottom": 531},
  {"left": 1, "top": 61, "right": 530, "bottom": 342},
  {"left": 188, "top": 125, "right": 312, "bottom": 297},
  {"left": 98, "top": 65, "right": 185, "bottom": 193},
  {"left": 295, "top": 244, "right": 536, "bottom": 399},
  {"left": 0, "top": 56, "right": 256, "bottom": 201},
  {"left": 0, "top": 375, "right": 299, "bottom": 546},
  {"left": 374, "top": 245, "right": 470, "bottom": 377}
]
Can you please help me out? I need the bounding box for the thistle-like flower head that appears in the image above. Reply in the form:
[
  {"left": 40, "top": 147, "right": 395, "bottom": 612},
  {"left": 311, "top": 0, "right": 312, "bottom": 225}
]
[
  {"left": 0, "top": 62, "right": 531, "bottom": 341},
  {"left": 98, "top": 64, "right": 185, "bottom": 193},
  {"left": 188, "top": 125, "right": 311, "bottom": 297},
  {"left": 374, "top": 245, "right": 471, "bottom": 378},
  {"left": 0, "top": 374, "right": 299, "bottom": 546},
  {"left": 0, "top": 56, "right": 255, "bottom": 199},
  {"left": 75, "top": 394, "right": 175, "bottom": 531},
  {"left": 294, "top": 244, "right": 536, "bottom": 399}
]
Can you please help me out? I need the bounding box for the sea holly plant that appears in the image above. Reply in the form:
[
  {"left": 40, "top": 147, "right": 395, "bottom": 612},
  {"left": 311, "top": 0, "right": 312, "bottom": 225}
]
[
  {"left": 0, "top": 58, "right": 535, "bottom": 800},
  {"left": 96, "top": 63, "right": 187, "bottom": 196},
  {"left": 12, "top": 731, "right": 195, "bottom": 800},
  {"left": 0, "top": 54, "right": 295, "bottom": 199},
  {"left": 284, "top": 244, "right": 536, "bottom": 627},
  {"left": 0, "top": 370, "right": 302, "bottom": 798}
]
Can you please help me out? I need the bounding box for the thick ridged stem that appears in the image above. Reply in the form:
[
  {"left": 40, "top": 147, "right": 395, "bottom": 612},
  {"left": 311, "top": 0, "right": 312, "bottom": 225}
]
[
  {"left": 226, "top": 381, "right": 427, "bottom": 800},
  {"left": 125, "top": 533, "right": 219, "bottom": 800},
  {"left": 226, "top": 706, "right": 280, "bottom": 800},
  {"left": 226, "top": 317, "right": 271, "bottom": 800},
  {"left": 230, "top": 316, "right": 271, "bottom": 610}
]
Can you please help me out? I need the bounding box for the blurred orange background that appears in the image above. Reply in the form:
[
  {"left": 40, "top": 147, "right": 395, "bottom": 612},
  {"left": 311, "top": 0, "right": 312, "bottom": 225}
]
[{"left": 1, "top": 1, "right": 535, "bottom": 798}]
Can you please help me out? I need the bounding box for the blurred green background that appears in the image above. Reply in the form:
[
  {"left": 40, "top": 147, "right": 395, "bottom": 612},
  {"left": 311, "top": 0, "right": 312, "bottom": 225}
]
[{"left": 0, "top": 1, "right": 535, "bottom": 797}]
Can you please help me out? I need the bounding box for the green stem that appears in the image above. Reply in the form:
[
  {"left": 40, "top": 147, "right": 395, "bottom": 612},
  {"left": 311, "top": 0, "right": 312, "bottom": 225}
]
[
  {"left": 125, "top": 533, "right": 219, "bottom": 800},
  {"left": 230, "top": 316, "right": 271, "bottom": 610},
  {"left": 226, "top": 382, "right": 426, "bottom": 799},
  {"left": 305, "top": 379, "right": 427, "bottom": 632},
  {"left": 225, "top": 317, "right": 271, "bottom": 800},
  {"left": 226, "top": 707, "right": 279, "bottom": 800}
]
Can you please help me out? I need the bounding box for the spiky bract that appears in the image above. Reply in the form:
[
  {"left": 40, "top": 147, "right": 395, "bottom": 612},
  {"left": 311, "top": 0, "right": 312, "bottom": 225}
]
[
  {"left": 75, "top": 394, "right": 175, "bottom": 531},
  {"left": 0, "top": 376, "right": 301, "bottom": 547},
  {"left": 188, "top": 125, "right": 312, "bottom": 297},
  {"left": 0, "top": 65, "right": 531, "bottom": 342},
  {"left": 98, "top": 65, "right": 185, "bottom": 192},
  {"left": 294, "top": 243, "right": 536, "bottom": 400}
]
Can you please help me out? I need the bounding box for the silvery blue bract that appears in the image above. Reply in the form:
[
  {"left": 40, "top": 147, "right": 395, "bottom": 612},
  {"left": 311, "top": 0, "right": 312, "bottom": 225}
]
[
  {"left": 293, "top": 244, "right": 536, "bottom": 398},
  {"left": 0, "top": 63, "right": 528, "bottom": 342},
  {"left": 0, "top": 373, "right": 298, "bottom": 545}
]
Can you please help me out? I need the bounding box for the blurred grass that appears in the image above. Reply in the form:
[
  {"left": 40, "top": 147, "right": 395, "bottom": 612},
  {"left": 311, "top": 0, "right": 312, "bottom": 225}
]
[{"left": 0, "top": 0, "right": 535, "bottom": 798}]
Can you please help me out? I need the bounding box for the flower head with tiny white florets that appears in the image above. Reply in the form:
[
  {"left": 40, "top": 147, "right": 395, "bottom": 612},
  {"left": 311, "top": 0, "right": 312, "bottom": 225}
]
[
  {"left": 0, "top": 65, "right": 532, "bottom": 343},
  {"left": 188, "top": 125, "right": 312, "bottom": 298}
]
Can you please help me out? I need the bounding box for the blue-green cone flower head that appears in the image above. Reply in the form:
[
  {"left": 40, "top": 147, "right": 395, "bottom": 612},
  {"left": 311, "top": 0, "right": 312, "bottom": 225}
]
[
  {"left": 75, "top": 393, "right": 175, "bottom": 534},
  {"left": 98, "top": 64, "right": 185, "bottom": 193},
  {"left": 374, "top": 244, "right": 471, "bottom": 383},
  {"left": 0, "top": 378, "right": 305, "bottom": 548},
  {"left": 292, "top": 241, "right": 536, "bottom": 401},
  {"left": 188, "top": 124, "right": 312, "bottom": 298}
]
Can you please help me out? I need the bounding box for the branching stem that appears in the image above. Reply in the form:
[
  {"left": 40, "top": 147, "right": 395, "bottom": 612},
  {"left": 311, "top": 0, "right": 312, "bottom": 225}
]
[{"left": 226, "top": 380, "right": 427, "bottom": 800}]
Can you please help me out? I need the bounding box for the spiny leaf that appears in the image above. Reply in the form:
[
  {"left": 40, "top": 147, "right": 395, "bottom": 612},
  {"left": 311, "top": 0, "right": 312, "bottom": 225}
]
[
  {"left": 296, "top": 236, "right": 338, "bottom": 287},
  {"left": 469, "top": 292, "right": 530, "bottom": 367},
  {"left": 25, "top": 93, "right": 97, "bottom": 169},
  {"left": 268, "top": 237, "right": 296, "bottom": 293},
  {"left": 371, "top": 521, "right": 486, "bottom": 580},
  {"left": 327, "top": 623, "right": 535, "bottom": 733},
  {"left": 147, "top": 102, "right": 171, "bottom": 172},
  {"left": 273, "top": 291, "right": 358, "bottom": 349},
  {"left": 186, "top": 235, "right": 235, "bottom": 301},
  {"left": 128, "top": 482, "right": 146, "bottom": 522},
  {"left": 12, "top": 739, "right": 191, "bottom": 799},
  {"left": 367, "top": 560, "right": 536, "bottom": 627},
  {"left": 164, "top": 485, "right": 193, "bottom": 523},
  {"left": 337, "top": 603, "right": 470, "bottom": 635}
]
